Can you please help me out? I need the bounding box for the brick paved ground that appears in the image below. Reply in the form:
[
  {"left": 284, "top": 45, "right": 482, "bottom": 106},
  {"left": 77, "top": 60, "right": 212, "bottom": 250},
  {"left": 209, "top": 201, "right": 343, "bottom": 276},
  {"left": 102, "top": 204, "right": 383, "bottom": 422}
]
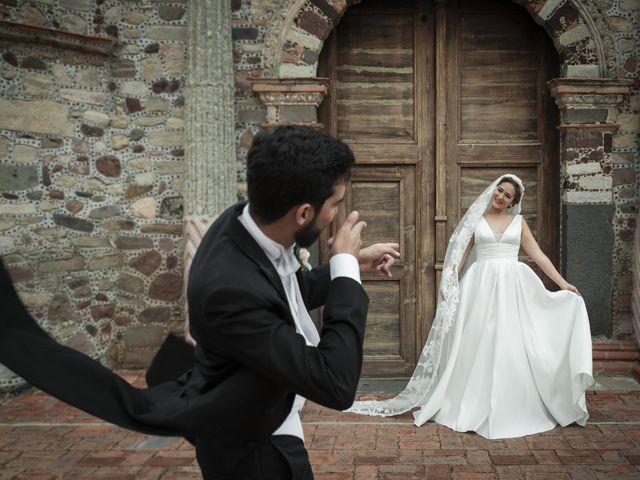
[{"left": 1, "top": 372, "right": 639, "bottom": 479}]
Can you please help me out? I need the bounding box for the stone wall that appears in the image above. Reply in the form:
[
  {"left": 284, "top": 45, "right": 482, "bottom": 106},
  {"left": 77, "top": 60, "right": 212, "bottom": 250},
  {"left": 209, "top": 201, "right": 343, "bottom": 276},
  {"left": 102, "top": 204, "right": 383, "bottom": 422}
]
[
  {"left": 595, "top": 0, "right": 640, "bottom": 339},
  {"left": 611, "top": 85, "right": 638, "bottom": 339},
  {"left": 0, "top": 0, "right": 188, "bottom": 388}
]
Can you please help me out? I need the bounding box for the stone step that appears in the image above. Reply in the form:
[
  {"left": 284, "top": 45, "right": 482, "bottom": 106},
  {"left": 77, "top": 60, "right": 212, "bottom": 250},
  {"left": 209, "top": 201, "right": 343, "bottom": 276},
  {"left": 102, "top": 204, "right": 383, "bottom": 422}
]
[
  {"left": 592, "top": 341, "right": 639, "bottom": 351},
  {"left": 593, "top": 361, "right": 636, "bottom": 373},
  {"left": 592, "top": 341, "right": 640, "bottom": 379},
  {"left": 592, "top": 350, "right": 640, "bottom": 361}
]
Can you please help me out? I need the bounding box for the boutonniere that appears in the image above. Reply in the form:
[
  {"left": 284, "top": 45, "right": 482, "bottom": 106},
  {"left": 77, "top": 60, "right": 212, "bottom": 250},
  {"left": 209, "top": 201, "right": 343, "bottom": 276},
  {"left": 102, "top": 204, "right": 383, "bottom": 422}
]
[{"left": 294, "top": 244, "right": 312, "bottom": 271}]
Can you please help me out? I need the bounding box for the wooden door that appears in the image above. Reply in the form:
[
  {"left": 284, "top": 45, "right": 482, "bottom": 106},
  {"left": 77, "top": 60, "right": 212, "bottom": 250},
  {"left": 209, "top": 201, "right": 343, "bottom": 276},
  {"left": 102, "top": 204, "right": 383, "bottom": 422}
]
[
  {"left": 319, "top": 0, "right": 434, "bottom": 376},
  {"left": 318, "top": 0, "right": 559, "bottom": 377},
  {"left": 443, "top": 0, "right": 560, "bottom": 286}
]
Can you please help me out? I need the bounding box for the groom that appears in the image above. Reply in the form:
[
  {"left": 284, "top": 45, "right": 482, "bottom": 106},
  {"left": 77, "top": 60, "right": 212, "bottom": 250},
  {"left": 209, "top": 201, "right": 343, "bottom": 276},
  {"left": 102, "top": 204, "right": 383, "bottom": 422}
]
[
  {"left": 0, "top": 125, "right": 398, "bottom": 480},
  {"left": 182, "top": 125, "right": 399, "bottom": 478}
]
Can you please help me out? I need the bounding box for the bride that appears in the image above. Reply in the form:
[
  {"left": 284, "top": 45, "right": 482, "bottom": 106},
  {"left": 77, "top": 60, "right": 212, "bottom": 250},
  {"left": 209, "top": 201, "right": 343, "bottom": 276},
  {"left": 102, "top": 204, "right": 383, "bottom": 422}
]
[{"left": 348, "top": 174, "right": 594, "bottom": 439}]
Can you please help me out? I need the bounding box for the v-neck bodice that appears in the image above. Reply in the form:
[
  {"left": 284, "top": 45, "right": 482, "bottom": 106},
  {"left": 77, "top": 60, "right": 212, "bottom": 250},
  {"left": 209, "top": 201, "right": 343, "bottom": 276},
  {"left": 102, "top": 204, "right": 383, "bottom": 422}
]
[{"left": 474, "top": 215, "right": 521, "bottom": 262}]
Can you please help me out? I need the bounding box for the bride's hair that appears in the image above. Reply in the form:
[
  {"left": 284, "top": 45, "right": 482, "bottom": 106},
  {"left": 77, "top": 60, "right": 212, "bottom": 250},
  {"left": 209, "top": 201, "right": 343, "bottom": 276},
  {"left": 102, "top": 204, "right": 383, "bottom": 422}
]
[{"left": 498, "top": 176, "right": 523, "bottom": 207}]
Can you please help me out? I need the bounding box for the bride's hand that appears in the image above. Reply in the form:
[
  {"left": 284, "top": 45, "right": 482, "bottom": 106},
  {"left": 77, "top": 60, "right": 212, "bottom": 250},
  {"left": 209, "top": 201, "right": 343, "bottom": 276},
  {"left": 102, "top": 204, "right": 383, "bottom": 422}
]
[{"left": 561, "top": 282, "right": 580, "bottom": 295}]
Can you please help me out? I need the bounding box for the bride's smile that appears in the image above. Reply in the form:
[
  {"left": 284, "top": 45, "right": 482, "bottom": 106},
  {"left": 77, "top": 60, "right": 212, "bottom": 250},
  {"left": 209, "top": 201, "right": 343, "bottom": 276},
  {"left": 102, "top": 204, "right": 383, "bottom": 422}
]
[{"left": 491, "top": 182, "right": 516, "bottom": 210}]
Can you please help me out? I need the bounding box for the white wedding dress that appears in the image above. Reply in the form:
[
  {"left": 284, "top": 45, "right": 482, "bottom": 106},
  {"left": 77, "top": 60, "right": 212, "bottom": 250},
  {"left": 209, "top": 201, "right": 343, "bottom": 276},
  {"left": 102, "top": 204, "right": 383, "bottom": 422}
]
[
  {"left": 424, "top": 214, "right": 593, "bottom": 438},
  {"left": 348, "top": 175, "right": 593, "bottom": 439}
]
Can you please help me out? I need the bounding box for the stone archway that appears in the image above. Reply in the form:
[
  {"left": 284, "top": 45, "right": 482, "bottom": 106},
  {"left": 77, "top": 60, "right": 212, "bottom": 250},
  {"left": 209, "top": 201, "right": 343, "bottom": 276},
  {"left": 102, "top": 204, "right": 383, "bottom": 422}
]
[
  {"left": 252, "top": 0, "right": 633, "bottom": 340},
  {"left": 261, "top": 0, "right": 616, "bottom": 80}
]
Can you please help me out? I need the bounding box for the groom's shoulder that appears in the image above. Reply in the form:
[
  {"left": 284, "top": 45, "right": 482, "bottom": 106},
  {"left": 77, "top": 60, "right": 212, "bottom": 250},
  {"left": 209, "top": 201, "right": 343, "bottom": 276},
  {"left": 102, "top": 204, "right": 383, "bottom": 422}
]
[
  {"left": 190, "top": 204, "right": 257, "bottom": 272},
  {"left": 188, "top": 238, "right": 261, "bottom": 308},
  {"left": 205, "top": 203, "right": 245, "bottom": 236},
  {"left": 196, "top": 203, "right": 245, "bottom": 252}
]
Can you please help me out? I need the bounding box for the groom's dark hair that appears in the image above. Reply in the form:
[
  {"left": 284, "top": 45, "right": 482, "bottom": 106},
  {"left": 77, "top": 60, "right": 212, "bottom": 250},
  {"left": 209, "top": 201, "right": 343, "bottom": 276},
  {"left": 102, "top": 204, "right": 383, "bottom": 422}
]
[{"left": 246, "top": 125, "right": 354, "bottom": 224}]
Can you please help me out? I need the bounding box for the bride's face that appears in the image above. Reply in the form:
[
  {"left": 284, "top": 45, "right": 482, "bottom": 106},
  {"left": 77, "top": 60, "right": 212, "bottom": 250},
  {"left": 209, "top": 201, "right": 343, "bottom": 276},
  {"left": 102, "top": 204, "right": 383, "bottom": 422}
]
[{"left": 492, "top": 182, "right": 517, "bottom": 211}]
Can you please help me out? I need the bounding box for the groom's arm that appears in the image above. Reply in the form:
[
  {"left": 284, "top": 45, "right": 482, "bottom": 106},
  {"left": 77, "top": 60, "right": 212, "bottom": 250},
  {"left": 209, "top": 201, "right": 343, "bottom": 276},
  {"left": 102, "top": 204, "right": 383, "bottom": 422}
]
[
  {"left": 299, "top": 242, "right": 400, "bottom": 311},
  {"left": 201, "top": 276, "right": 368, "bottom": 411},
  {"left": 298, "top": 264, "right": 330, "bottom": 311}
]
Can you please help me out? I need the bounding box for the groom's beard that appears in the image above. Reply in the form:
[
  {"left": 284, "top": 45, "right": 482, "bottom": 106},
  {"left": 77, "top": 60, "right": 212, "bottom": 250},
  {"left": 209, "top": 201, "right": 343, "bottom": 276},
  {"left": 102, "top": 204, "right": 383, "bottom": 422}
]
[{"left": 294, "top": 219, "right": 321, "bottom": 248}]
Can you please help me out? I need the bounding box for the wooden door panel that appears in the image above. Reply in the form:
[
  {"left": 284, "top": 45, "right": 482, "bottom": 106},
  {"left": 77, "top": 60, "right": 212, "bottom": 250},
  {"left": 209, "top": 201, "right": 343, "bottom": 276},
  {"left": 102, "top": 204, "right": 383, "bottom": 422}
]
[
  {"left": 458, "top": 6, "right": 541, "bottom": 144},
  {"left": 363, "top": 281, "right": 401, "bottom": 356},
  {"left": 335, "top": 11, "right": 416, "bottom": 142},
  {"left": 460, "top": 10, "right": 535, "bottom": 38},
  {"left": 319, "top": 0, "right": 429, "bottom": 376},
  {"left": 348, "top": 144, "right": 421, "bottom": 164},
  {"left": 337, "top": 14, "right": 414, "bottom": 50},
  {"left": 461, "top": 84, "right": 537, "bottom": 100},
  {"left": 340, "top": 165, "right": 417, "bottom": 376},
  {"left": 337, "top": 49, "right": 415, "bottom": 69},
  {"left": 461, "top": 67, "right": 539, "bottom": 84},
  {"left": 338, "top": 103, "right": 414, "bottom": 120},
  {"left": 351, "top": 182, "right": 400, "bottom": 247},
  {"left": 446, "top": 0, "right": 555, "bottom": 239},
  {"left": 456, "top": 144, "right": 542, "bottom": 163},
  {"left": 335, "top": 83, "right": 414, "bottom": 101},
  {"left": 461, "top": 106, "right": 539, "bottom": 141},
  {"left": 336, "top": 69, "right": 414, "bottom": 84}
]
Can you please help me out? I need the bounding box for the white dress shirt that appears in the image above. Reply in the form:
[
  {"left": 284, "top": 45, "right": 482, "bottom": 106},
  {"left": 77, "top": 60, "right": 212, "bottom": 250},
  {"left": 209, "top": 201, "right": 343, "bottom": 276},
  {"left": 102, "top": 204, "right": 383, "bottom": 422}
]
[{"left": 238, "top": 204, "right": 360, "bottom": 440}]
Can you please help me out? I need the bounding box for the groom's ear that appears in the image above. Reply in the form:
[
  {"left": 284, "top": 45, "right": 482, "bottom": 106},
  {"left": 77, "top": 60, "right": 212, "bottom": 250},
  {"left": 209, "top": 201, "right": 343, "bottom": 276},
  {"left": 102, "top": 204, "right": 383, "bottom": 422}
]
[{"left": 294, "top": 203, "right": 315, "bottom": 226}]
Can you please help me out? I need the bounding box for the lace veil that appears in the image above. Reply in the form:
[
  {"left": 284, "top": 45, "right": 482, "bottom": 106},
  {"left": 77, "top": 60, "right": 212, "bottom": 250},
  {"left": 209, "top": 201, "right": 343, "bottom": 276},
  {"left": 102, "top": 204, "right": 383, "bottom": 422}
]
[{"left": 347, "top": 174, "right": 525, "bottom": 421}]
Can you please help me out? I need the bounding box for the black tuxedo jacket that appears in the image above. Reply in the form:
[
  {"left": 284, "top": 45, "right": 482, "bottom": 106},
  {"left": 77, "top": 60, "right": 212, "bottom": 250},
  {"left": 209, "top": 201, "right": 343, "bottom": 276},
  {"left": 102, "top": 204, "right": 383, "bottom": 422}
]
[
  {"left": 0, "top": 202, "right": 369, "bottom": 448},
  {"left": 183, "top": 202, "right": 369, "bottom": 442}
]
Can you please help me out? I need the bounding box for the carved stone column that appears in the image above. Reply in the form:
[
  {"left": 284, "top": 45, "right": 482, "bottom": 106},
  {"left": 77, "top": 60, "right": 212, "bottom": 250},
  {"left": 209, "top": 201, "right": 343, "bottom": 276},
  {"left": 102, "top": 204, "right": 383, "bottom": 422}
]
[
  {"left": 252, "top": 77, "right": 329, "bottom": 128},
  {"left": 549, "top": 78, "right": 632, "bottom": 336},
  {"left": 183, "top": 0, "right": 236, "bottom": 339}
]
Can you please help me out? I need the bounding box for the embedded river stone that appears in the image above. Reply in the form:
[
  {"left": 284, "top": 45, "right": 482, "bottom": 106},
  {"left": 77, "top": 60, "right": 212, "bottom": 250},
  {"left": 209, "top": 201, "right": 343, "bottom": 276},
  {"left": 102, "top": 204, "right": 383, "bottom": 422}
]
[
  {"left": 39, "top": 256, "right": 85, "bottom": 273},
  {"left": 88, "top": 206, "right": 121, "bottom": 219},
  {"left": 60, "top": 89, "right": 107, "bottom": 106},
  {"left": 88, "top": 253, "right": 124, "bottom": 270},
  {"left": 159, "top": 5, "right": 185, "bottom": 21},
  {"left": 0, "top": 99, "right": 74, "bottom": 137},
  {"left": 115, "top": 236, "right": 153, "bottom": 249},
  {"left": 53, "top": 214, "right": 94, "bottom": 232},
  {"left": 129, "top": 250, "right": 162, "bottom": 275},
  {"left": 115, "top": 273, "right": 145, "bottom": 295},
  {"left": 47, "top": 292, "right": 77, "bottom": 324},
  {"left": 96, "top": 155, "right": 121, "bottom": 177},
  {"left": 13, "top": 144, "right": 38, "bottom": 163},
  {"left": 149, "top": 273, "right": 182, "bottom": 301},
  {"left": 0, "top": 165, "right": 38, "bottom": 191},
  {"left": 138, "top": 305, "right": 171, "bottom": 324},
  {"left": 148, "top": 131, "right": 183, "bottom": 146}
]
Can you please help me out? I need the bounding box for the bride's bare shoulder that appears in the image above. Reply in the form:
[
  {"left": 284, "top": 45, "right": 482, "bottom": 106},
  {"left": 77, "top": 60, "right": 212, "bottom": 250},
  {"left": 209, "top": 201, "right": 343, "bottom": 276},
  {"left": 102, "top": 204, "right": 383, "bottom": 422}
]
[{"left": 520, "top": 216, "right": 533, "bottom": 234}]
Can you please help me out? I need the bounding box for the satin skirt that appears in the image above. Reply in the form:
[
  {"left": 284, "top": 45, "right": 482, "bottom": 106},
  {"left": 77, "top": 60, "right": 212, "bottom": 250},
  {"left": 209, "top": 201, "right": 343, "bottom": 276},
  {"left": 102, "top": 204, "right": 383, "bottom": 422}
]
[{"left": 421, "top": 258, "right": 593, "bottom": 439}]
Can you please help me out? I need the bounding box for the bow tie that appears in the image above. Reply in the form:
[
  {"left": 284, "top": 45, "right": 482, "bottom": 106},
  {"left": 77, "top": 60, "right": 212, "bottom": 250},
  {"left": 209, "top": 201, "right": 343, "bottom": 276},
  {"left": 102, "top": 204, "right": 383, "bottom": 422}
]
[{"left": 274, "top": 248, "right": 300, "bottom": 278}]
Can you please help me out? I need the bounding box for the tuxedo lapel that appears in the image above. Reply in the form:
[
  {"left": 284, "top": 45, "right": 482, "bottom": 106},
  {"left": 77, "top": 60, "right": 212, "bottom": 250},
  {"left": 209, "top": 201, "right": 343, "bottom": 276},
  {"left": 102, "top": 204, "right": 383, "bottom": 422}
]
[{"left": 226, "top": 210, "right": 289, "bottom": 306}]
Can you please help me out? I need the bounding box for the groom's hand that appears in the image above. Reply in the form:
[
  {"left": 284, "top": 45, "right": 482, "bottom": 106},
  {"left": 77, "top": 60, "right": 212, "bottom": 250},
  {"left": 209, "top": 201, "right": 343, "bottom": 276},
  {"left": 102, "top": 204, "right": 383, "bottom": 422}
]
[
  {"left": 331, "top": 211, "right": 366, "bottom": 258},
  {"left": 358, "top": 243, "right": 400, "bottom": 278}
]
